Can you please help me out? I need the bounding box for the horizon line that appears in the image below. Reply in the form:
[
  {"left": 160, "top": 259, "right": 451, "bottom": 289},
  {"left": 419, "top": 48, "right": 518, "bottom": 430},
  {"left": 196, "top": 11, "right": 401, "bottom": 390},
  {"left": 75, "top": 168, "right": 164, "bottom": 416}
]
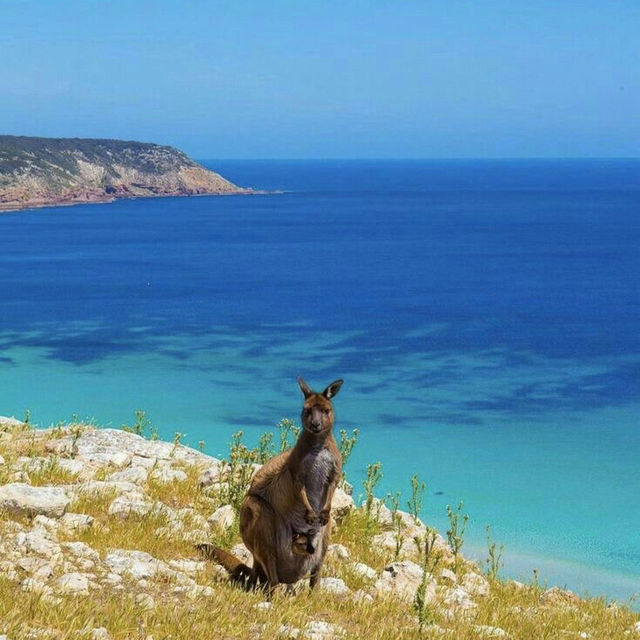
[{"left": 196, "top": 156, "right": 640, "bottom": 162}]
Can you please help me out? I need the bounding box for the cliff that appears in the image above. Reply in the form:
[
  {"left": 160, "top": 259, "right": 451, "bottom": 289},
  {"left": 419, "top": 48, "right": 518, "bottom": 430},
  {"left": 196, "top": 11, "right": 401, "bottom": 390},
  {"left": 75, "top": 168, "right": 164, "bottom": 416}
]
[
  {"left": 0, "top": 415, "right": 637, "bottom": 640},
  {"left": 0, "top": 136, "right": 249, "bottom": 212}
]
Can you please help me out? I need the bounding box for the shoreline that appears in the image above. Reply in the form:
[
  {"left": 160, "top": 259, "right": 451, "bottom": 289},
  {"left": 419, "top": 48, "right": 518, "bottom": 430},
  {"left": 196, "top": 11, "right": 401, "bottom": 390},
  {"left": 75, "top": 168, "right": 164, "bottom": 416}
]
[
  {"left": 464, "top": 542, "right": 640, "bottom": 607},
  {"left": 0, "top": 187, "right": 276, "bottom": 215}
]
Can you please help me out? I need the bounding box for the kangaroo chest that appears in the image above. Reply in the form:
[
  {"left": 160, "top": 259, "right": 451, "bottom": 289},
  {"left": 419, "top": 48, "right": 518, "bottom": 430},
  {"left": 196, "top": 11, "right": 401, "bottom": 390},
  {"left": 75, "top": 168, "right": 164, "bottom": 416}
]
[{"left": 301, "top": 447, "right": 336, "bottom": 511}]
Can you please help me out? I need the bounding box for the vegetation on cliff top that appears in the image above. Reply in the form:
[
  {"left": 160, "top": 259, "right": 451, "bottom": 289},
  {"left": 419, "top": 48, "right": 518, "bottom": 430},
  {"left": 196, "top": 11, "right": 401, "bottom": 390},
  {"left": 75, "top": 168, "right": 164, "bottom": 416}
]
[{"left": 0, "top": 136, "right": 220, "bottom": 178}]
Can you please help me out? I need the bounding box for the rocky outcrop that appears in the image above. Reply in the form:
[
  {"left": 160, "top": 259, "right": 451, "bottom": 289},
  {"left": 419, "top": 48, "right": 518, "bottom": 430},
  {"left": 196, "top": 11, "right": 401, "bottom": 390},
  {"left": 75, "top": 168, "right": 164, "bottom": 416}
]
[
  {"left": 0, "top": 484, "right": 70, "bottom": 517},
  {"left": 0, "top": 135, "right": 251, "bottom": 212},
  {"left": 0, "top": 417, "right": 637, "bottom": 640}
]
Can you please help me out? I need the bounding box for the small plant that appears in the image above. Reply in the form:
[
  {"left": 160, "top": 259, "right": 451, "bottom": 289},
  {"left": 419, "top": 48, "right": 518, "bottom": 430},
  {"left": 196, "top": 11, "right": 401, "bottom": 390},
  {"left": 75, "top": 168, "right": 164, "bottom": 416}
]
[
  {"left": 414, "top": 527, "right": 440, "bottom": 634},
  {"left": 386, "top": 491, "right": 404, "bottom": 560},
  {"left": 407, "top": 474, "right": 426, "bottom": 524},
  {"left": 217, "top": 431, "right": 260, "bottom": 514},
  {"left": 198, "top": 440, "right": 206, "bottom": 452},
  {"left": 70, "top": 423, "right": 84, "bottom": 457},
  {"left": 446, "top": 501, "right": 469, "bottom": 571},
  {"left": 214, "top": 519, "right": 239, "bottom": 551},
  {"left": 277, "top": 418, "right": 300, "bottom": 452},
  {"left": 256, "top": 431, "right": 275, "bottom": 464},
  {"left": 121, "top": 410, "right": 157, "bottom": 439},
  {"left": 171, "top": 431, "right": 186, "bottom": 455},
  {"left": 23, "top": 409, "right": 31, "bottom": 427},
  {"left": 362, "top": 461, "right": 383, "bottom": 524},
  {"left": 532, "top": 567, "right": 540, "bottom": 591},
  {"left": 485, "top": 524, "right": 504, "bottom": 580},
  {"left": 338, "top": 428, "right": 359, "bottom": 481}
]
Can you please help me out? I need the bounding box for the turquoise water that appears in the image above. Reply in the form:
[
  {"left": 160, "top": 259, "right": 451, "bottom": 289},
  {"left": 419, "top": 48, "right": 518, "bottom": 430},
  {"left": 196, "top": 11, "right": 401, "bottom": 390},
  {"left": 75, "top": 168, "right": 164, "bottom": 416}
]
[{"left": 0, "top": 159, "right": 638, "bottom": 602}]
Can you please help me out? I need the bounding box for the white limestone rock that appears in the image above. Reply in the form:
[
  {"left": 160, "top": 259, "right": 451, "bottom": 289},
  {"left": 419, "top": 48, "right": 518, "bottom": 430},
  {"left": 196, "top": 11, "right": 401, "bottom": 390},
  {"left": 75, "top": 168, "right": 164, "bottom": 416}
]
[
  {"left": 0, "top": 416, "right": 26, "bottom": 430},
  {"left": 318, "top": 577, "right": 351, "bottom": 598},
  {"left": 106, "top": 466, "right": 148, "bottom": 484},
  {"left": 0, "top": 484, "right": 70, "bottom": 518},
  {"left": 326, "top": 544, "right": 350, "bottom": 561},
  {"left": 62, "top": 541, "right": 100, "bottom": 562},
  {"left": 31, "top": 515, "right": 60, "bottom": 536},
  {"left": 276, "top": 625, "right": 300, "bottom": 639},
  {"left": 104, "top": 549, "right": 167, "bottom": 579},
  {"left": 59, "top": 512, "right": 94, "bottom": 534},
  {"left": 461, "top": 571, "right": 490, "bottom": 597},
  {"left": 374, "top": 561, "right": 434, "bottom": 603},
  {"left": 208, "top": 504, "right": 235, "bottom": 530},
  {"left": 56, "top": 458, "right": 85, "bottom": 476},
  {"left": 21, "top": 577, "right": 54, "bottom": 597},
  {"left": 108, "top": 492, "right": 153, "bottom": 518},
  {"left": 371, "top": 531, "right": 406, "bottom": 554},
  {"left": 540, "top": 586, "right": 580, "bottom": 608},
  {"left": 441, "top": 586, "right": 478, "bottom": 613},
  {"left": 373, "top": 528, "right": 452, "bottom": 560},
  {"left": 48, "top": 428, "right": 217, "bottom": 469},
  {"left": 15, "top": 530, "right": 62, "bottom": 558},
  {"left": 231, "top": 542, "right": 253, "bottom": 567},
  {"left": 76, "top": 480, "right": 141, "bottom": 497},
  {"left": 198, "top": 465, "right": 224, "bottom": 488},
  {"left": 55, "top": 572, "right": 90, "bottom": 595},
  {"left": 440, "top": 568, "right": 457, "bottom": 585},
  {"left": 350, "top": 561, "right": 377, "bottom": 580},
  {"left": 135, "top": 593, "right": 155, "bottom": 610},
  {"left": 16, "top": 557, "right": 57, "bottom": 581},
  {"left": 304, "top": 621, "right": 346, "bottom": 640},
  {"left": 150, "top": 467, "right": 187, "bottom": 484},
  {"left": 330, "top": 488, "right": 354, "bottom": 522}
]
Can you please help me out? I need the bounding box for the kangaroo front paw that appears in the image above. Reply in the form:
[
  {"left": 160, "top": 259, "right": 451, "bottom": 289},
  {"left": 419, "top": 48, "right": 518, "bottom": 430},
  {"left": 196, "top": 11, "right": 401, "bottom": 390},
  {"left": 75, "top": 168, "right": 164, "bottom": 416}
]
[
  {"left": 318, "top": 509, "right": 331, "bottom": 526},
  {"left": 304, "top": 509, "right": 318, "bottom": 525}
]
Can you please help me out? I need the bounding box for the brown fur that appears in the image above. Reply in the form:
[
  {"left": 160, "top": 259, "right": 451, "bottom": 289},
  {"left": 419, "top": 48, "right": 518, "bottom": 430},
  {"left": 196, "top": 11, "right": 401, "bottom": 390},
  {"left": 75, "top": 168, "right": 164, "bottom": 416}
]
[{"left": 200, "top": 377, "right": 344, "bottom": 594}]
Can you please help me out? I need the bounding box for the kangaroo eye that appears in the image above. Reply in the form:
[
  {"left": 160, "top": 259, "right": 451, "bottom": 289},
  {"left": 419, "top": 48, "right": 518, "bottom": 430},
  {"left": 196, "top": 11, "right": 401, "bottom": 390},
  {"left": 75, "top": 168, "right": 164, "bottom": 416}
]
[{"left": 322, "top": 409, "right": 330, "bottom": 416}]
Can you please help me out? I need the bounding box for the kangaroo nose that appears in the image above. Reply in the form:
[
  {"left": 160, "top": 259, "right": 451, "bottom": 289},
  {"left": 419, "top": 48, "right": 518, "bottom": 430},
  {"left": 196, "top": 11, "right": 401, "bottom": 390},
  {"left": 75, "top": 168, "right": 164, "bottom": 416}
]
[{"left": 311, "top": 420, "right": 321, "bottom": 431}]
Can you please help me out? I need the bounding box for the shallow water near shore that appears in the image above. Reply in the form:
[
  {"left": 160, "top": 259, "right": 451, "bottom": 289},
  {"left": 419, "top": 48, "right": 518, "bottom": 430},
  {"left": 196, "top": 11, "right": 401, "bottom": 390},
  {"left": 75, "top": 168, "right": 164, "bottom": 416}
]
[{"left": 1, "top": 159, "right": 639, "bottom": 603}]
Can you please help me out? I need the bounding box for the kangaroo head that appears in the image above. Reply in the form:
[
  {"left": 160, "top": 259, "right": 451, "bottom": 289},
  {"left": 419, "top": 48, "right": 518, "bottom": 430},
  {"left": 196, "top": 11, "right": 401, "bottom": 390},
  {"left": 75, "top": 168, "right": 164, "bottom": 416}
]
[{"left": 297, "top": 377, "right": 343, "bottom": 435}]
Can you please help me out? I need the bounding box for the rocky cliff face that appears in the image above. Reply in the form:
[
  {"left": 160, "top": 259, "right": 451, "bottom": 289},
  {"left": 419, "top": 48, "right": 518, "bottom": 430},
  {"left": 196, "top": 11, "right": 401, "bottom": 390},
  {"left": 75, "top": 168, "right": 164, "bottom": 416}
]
[{"left": 0, "top": 136, "right": 248, "bottom": 211}]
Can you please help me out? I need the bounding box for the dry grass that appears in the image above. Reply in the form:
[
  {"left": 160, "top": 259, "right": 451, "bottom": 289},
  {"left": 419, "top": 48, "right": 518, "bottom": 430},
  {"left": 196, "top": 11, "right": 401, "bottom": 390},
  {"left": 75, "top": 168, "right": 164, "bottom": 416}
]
[{"left": 0, "top": 421, "right": 638, "bottom": 640}]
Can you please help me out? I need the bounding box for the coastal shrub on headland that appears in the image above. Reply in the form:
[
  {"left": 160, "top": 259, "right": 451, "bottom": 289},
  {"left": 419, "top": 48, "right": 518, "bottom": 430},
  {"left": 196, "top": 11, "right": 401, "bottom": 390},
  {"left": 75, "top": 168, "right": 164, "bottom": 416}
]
[{"left": 0, "top": 413, "right": 637, "bottom": 640}]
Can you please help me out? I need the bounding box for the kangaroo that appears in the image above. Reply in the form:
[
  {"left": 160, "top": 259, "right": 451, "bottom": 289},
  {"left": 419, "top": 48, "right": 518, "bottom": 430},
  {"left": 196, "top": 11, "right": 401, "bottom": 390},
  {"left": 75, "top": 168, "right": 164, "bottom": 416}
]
[{"left": 200, "top": 377, "right": 343, "bottom": 594}]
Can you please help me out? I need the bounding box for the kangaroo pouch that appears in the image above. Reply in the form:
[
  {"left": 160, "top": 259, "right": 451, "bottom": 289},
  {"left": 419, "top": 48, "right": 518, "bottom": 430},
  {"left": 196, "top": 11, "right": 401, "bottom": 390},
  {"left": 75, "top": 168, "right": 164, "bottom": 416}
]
[{"left": 275, "top": 517, "right": 326, "bottom": 584}]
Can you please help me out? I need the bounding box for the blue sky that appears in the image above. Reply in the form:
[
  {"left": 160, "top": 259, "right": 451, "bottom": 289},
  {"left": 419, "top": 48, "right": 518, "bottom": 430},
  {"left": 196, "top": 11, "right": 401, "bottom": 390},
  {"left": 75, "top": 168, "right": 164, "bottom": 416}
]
[{"left": 2, "top": 1, "right": 638, "bottom": 158}]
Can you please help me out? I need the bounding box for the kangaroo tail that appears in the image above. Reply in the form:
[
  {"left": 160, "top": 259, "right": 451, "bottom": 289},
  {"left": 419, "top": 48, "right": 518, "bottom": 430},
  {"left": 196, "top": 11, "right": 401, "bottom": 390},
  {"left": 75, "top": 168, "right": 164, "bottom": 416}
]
[{"left": 196, "top": 543, "right": 256, "bottom": 589}]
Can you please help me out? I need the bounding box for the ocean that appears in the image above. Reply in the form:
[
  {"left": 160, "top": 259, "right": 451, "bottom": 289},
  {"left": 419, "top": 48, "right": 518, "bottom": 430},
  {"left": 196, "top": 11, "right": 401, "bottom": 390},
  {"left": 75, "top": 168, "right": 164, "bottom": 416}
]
[{"left": 1, "top": 159, "right": 638, "bottom": 602}]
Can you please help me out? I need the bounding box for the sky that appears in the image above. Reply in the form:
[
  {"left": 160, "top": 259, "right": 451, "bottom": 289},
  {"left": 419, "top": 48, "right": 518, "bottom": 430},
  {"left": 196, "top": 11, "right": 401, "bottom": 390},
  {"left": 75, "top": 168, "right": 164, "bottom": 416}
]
[{"left": 2, "top": 0, "right": 639, "bottom": 158}]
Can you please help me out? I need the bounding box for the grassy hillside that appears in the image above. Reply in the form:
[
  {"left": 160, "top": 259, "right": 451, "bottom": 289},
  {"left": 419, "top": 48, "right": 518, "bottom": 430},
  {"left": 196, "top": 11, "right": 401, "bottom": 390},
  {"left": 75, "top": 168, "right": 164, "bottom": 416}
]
[{"left": 0, "top": 415, "right": 637, "bottom": 640}]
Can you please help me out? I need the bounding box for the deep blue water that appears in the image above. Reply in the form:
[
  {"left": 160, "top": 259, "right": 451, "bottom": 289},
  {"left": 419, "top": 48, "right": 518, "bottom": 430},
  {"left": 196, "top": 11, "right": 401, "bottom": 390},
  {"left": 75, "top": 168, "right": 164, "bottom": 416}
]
[{"left": 1, "top": 159, "right": 639, "bottom": 601}]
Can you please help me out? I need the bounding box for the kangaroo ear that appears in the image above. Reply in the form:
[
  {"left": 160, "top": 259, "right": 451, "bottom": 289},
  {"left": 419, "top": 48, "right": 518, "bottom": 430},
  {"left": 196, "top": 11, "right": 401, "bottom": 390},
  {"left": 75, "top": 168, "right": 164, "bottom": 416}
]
[
  {"left": 297, "top": 376, "right": 313, "bottom": 398},
  {"left": 322, "top": 379, "right": 343, "bottom": 399}
]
